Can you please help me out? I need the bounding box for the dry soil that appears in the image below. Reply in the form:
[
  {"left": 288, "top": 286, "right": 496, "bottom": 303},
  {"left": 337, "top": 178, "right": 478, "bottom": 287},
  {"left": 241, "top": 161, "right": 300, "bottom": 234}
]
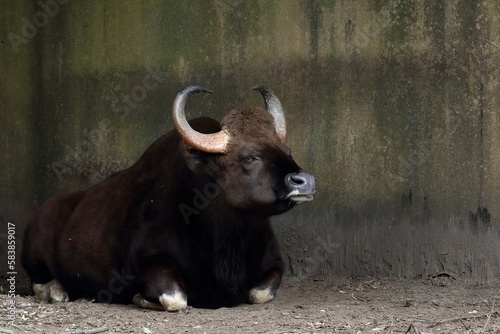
[{"left": 1, "top": 275, "right": 500, "bottom": 333}]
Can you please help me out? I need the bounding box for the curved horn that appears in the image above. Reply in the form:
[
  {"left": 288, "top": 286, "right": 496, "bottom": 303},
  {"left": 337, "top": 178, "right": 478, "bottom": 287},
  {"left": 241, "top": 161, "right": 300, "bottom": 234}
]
[
  {"left": 252, "top": 85, "right": 286, "bottom": 142},
  {"left": 172, "top": 86, "right": 229, "bottom": 153}
]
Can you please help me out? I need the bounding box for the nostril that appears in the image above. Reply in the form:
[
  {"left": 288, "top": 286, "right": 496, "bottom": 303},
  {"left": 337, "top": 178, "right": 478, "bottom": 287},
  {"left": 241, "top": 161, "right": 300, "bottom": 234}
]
[
  {"left": 285, "top": 171, "right": 315, "bottom": 195},
  {"left": 289, "top": 174, "right": 306, "bottom": 186}
]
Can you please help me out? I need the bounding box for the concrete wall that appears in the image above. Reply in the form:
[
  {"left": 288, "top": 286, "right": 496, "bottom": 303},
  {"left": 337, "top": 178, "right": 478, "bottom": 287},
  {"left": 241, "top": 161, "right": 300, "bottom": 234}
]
[{"left": 1, "top": 0, "right": 500, "bottom": 283}]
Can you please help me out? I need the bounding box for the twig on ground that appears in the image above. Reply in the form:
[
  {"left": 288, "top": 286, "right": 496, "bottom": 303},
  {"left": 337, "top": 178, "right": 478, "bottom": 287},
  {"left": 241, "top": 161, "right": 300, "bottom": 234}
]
[
  {"left": 427, "top": 270, "right": 459, "bottom": 280},
  {"left": 60, "top": 327, "right": 109, "bottom": 334},
  {"left": 404, "top": 323, "right": 420, "bottom": 334},
  {"left": 0, "top": 328, "right": 14, "bottom": 334},
  {"left": 483, "top": 299, "right": 496, "bottom": 332},
  {"left": 395, "top": 315, "right": 433, "bottom": 323},
  {"left": 460, "top": 319, "right": 470, "bottom": 331},
  {"left": 428, "top": 314, "right": 487, "bottom": 328}
]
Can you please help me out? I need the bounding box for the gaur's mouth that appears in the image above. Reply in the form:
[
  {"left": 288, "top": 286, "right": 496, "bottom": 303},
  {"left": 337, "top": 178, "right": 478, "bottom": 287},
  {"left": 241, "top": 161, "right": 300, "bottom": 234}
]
[{"left": 283, "top": 189, "right": 315, "bottom": 204}]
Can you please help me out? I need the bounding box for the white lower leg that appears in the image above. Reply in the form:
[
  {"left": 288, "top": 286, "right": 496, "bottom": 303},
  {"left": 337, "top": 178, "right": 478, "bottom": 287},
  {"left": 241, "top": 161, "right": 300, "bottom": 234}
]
[
  {"left": 249, "top": 286, "right": 275, "bottom": 304},
  {"left": 133, "top": 293, "right": 164, "bottom": 311},
  {"left": 33, "top": 280, "right": 69, "bottom": 303}
]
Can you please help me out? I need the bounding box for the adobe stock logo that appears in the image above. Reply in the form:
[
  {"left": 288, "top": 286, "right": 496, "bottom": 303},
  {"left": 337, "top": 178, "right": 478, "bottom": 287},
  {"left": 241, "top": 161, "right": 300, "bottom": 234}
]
[{"left": 7, "top": 0, "right": 75, "bottom": 53}]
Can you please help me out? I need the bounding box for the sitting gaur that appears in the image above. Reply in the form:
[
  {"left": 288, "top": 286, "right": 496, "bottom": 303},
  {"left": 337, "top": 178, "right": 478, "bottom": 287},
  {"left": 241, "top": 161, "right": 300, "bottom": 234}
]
[{"left": 21, "top": 85, "right": 315, "bottom": 310}]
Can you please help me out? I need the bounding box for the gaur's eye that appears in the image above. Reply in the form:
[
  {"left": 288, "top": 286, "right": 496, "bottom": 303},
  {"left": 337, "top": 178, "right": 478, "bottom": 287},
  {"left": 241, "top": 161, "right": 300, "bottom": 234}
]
[{"left": 241, "top": 155, "right": 255, "bottom": 164}]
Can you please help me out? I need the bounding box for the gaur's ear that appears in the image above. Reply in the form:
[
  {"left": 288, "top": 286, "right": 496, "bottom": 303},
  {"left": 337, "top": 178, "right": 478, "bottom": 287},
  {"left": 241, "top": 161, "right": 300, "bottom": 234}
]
[{"left": 178, "top": 141, "right": 211, "bottom": 174}]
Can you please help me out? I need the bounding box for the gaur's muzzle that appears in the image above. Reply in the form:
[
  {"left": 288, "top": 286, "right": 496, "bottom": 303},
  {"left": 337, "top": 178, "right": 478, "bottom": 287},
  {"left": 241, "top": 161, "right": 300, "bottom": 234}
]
[{"left": 284, "top": 171, "right": 315, "bottom": 204}]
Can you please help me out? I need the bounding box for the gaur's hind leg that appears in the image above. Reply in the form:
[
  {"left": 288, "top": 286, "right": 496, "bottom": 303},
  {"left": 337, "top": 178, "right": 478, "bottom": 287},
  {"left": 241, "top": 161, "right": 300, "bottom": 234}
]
[
  {"left": 33, "top": 280, "right": 69, "bottom": 303},
  {"left": 22, "top": 245, "right": 69, "bottom": 303},
  {"left": 133, "top": 259, "right": 187, "bottom": 312}
]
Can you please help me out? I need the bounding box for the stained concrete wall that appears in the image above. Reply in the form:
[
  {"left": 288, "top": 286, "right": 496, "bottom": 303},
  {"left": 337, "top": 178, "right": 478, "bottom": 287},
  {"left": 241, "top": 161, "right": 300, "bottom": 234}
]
[{"left": 1, "top": 0, "right": 500, "bottom": 283}]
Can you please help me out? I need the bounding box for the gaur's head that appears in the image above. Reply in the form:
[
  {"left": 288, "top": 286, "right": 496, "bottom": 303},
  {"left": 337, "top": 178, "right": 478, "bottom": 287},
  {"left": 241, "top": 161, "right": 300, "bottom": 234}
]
[{"left": 174, "top": 86, "right": 315, "bottom": 215}]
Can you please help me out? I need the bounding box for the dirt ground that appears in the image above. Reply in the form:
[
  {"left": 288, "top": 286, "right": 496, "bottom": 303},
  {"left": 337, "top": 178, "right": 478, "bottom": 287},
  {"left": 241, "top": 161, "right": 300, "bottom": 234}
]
[{"left": 1, "top": 275, "right": 500, "bottom": 334}]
